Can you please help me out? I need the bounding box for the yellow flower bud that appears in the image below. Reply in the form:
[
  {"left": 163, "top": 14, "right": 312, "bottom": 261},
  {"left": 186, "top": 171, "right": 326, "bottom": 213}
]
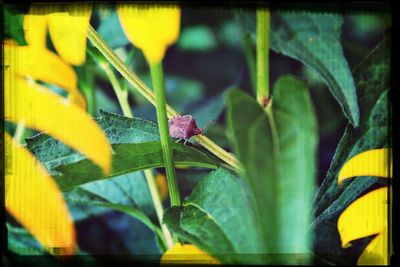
[
  {"left": 117, "top": 4, "right": 180, "bottom": 64},
  {"left": 161, "top": 243, "right": 221, "bottom": 265}
]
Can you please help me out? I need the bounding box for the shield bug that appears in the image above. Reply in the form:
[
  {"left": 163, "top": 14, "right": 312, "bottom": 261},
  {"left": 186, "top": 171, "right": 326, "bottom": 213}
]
[{"left": 168, "top": 115, "right": 205, "bottom": 145}]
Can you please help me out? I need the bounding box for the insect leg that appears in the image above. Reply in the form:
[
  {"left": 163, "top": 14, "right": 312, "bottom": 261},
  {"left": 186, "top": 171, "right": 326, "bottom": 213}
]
[{"left": 175, "top": 138, "right": 182, "bottom": 143}]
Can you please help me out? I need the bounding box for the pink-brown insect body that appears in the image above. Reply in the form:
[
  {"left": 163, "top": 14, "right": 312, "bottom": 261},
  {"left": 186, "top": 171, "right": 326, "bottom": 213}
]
[{"left": 168, "top": 115, "right": 203, "bottom": 140}]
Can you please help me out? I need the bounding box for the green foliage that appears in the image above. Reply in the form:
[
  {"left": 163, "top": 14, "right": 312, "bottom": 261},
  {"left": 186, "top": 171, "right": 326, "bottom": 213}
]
[
  {"left": 178, "top": 26, "right": 217, "bottom": 51},
  {"left": 76, "top": 172, "right": 156, "bottom": 217},
  {"left": 65, "top": 184, "right": 166, "bottom": 250},
  {"left": 4, "top": 5, "right": 27, "bottom": 45},
  {"left": 164, "top": 168, "right": 266, "bottom": 264},
  {"left": 312, "top": 37, "right": 390, "bottom": 264},
  {"left": 270, "top": 12, "right": 360, "bottom": 127},
  {"left": 26, "top": 111, "right": 221, "bottom": 191},
  {"left": 7, "top": 223, "right": 47, "bottom": 255},
  {"left": 226, "top": 76, "right": 317, "bottom": 257}
]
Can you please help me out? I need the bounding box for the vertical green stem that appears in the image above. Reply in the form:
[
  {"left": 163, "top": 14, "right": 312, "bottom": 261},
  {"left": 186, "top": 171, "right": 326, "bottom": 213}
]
[
  {"left": 77, "top": 65, "right": 95, "bottom": 116},
  {"left": 14, "top": 122, "right": 25, "bottom": 145},
  {"left": 82, "top": 85, "right": 95, "bottom": 116},
  {"left": 101, "top": 63, "right": 133, "bottom": 117},
  {"left": 242, "top": 31, "right": 257, "bottom": 94},
  {"left": 149, "top": 62, "right": 181, "bottom": 207},
  {"left": 84, "top": 65, "right": 96, "bottom": 116},
  {"left": 256, "top": 7, "right": 271, "bottom": 108},
  {"left": 144, "top": 169, "right": 174, "bottom": 248},
  {"left": 98, "top": 56, "right": 174, "bottom": 248}
]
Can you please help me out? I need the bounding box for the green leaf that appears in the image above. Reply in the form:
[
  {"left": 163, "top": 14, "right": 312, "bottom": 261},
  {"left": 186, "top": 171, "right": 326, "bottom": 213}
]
[
  {"left": 164, "top": 168, "right": 267, "bottom": 264},
  {"left": 226, "top": 76, "right": 317, "bottom": 256},
  {"left": 4, "top": 5, "right": 27, "bottom": 45},
  {"left": 79, "top": 172, "right": 157, "bottom": 217},
  {"left": 65, "top": 185, "right": 165, "bottom": 248},
  {"left": 270, "top": 12, "right": 359, "bottom": 127},
  {"left": 312, "top": 37, "right": 390, "bottom": 224},
  {"left": 26, "top": 111, "right": 220, "bottom": 191},
  {"left": 65, "top": 173, "right": 167, "bottom": 253},
  {"left": 312, "top": 37, "right": 390, "bottom": 264},
  {"left": 7, "top": 223, "right": 47, "bottom": 255}
]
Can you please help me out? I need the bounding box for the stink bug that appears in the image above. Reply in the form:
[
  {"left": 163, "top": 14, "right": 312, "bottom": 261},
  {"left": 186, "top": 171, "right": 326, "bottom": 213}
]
[{"left": 168, "top": 115, "right": 214, "bottom": 145}]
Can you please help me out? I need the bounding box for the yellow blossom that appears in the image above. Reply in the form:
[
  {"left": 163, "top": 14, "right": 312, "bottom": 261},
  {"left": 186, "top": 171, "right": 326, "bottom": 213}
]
[
  {"left": 337, "top": 148, "right": 392, "bottom": 265},
  {"left": 117, "top": 4, "right": 180, "bottom": 64},
  {"left": 161, "top": 243, "right": 221, "bottom": 265},
  {"left": 5, "top": 133, "right": 76, "bottom": 255},
  {"left": 4, "top": 3, "right": 111, "bottom": 255},
  {"left": 23, "top": 4, "right": 92, "bottom": 66}
]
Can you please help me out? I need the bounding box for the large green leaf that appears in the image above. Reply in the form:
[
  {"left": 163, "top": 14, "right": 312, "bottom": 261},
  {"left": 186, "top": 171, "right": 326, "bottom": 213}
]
[
  {"left": 226, "top": 76, "right": 317, "bottom": 256},
  {"left": 164, "top": 168, "right": 267, "bottom": 264},
  {"left": 270, "top": 12, "right": 359, "bottom": 127},
  {"left": 25, "top": 111, "right": 220, "bottom": 191},
  {"left": 311, "top": 37, "right": 390, "bottom": 264}
]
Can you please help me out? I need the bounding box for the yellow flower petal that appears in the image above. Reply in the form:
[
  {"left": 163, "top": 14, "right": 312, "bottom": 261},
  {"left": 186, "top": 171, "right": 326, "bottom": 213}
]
[
  {"left": 338, "top": 188, "right": 387, "bottom": 246},
  {"left": 358, "top": 232, "right": 388, "bottom": 265},
  {"left": 117, "top": 4, "right": 180, "bottom": 63},
  {"left": 5, "top": 133, "right": 76, "bottom": 255},
  {"left": 338, "top": 188, "right": 388, "bottom": 264},
  {"left": 5, "top": 76, "right": 112, "bottom": 174},
  {"left": 160, "top": 243, "right": 221, "bottom": 265},
  {"left": 23, "top": 12, "right": 47, "bottom": 48},
  {"left": 338, "top": 148, "right": 392, "bottom": 184},
  {"left": 47, "top": 4, "right": 92, "bottom": 66},
  {"left": 4, "top": 44, "right": 86, "bottom": 109}
]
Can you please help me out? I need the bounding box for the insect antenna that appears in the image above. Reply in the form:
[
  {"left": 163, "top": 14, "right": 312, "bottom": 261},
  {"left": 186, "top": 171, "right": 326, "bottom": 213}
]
[{"left": 202, "top": 119, "right": 216, "bottom": 134}]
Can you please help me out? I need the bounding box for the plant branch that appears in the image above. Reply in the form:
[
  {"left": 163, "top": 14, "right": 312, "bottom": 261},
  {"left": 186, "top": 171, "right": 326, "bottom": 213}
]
[
  {"left": 101, "top": 62, "right": 133, "bottom": 117},
  {"left": 256, "top": 7, "right": 271, "bottom": 108},
  {"left": 144, "top": 169, "right": 174, "bottom": 248},
  {"left": 14, "top": 122, "right": 26, "bottom": 146},
  {"left": 150, "top": 62, "right": 181, "bottom": 207},
  {"left": 89, "top": 47, "right": 174, "bottom": 248},
  {"left": 242, "top": 32, "right": 257, "bottom": 94},
  {"left": 87, "top": 24, "right": 242, "bottom": 173}
]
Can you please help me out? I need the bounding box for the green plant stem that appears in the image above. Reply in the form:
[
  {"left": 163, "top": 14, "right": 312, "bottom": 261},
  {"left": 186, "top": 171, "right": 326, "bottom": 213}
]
[
  {"left": 242, "top": 31, "right": 257, "bottom": 94},
  {"left": 101, "top": 63, "right": 133, "bottom": 117},
  {"left": 87, "top": 24, "right": 242, "bottom": 173},
  {"left": 256, "top": 7, "right": 271, "bottom": 108},
  {"left": 14, "top": 122, "right": 25, "bottom": 145},
  {"left": 149, "top": 62, "right": 181, "bottom": 207},
  {"left": 144, "top": 169, "right": 174, "bottom": 248},
  {"left": 85, "top": 70, "right": 96, "bottom": 116},
  {"left": 100, "top": 59, "right": 174, "bottom": 248},
  {"left": 257, "top": 8, "right": 278, "bottom": 156},
  {"left": 81, "top": 85, "right": 95, "bottom": 116},
  {"left": 78, "top": 64, "right": 96, "bottom": 116}
]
